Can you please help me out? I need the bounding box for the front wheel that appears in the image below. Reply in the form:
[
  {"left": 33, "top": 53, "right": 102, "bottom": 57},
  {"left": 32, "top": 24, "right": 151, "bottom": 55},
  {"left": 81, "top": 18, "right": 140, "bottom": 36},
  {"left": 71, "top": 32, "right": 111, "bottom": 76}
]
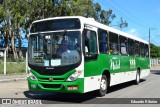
[{"left": 98, "top": 75, "right": 108, "bottom": 97}]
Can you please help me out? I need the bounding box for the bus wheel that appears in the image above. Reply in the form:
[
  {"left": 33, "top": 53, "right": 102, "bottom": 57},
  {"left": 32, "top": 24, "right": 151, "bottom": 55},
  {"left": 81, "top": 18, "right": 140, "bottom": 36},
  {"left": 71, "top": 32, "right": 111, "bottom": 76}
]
[
  {"left": 98, "top": 75, "right": 108, "bottom": 97},
  {"left": 135, "top": 69, "right": 140, "bottom": 85}
]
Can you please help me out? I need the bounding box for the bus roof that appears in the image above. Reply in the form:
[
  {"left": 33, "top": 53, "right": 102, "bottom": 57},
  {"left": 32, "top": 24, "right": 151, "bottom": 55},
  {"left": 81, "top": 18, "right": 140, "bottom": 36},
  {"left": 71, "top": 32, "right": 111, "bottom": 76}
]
[{"left": 32, "top": 16, "right": 149, "bottom": 44}]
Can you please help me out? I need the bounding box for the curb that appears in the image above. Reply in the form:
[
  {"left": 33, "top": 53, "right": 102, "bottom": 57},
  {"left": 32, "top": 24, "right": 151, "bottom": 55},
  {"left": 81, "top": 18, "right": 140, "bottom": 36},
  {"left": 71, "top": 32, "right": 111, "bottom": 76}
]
[{"left": 0, "top": 77, "right": 27, "bottom": 83}]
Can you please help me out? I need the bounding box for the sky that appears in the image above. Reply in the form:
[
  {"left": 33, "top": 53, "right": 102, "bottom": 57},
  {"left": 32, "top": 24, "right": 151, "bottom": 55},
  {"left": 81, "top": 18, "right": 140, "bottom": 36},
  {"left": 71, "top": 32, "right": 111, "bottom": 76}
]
[
  {"left": 94, "top": 0, "right": 160, "bottom": 46},
  {"left": 1, "top": 0, "right": 159, "bottom": 47}
]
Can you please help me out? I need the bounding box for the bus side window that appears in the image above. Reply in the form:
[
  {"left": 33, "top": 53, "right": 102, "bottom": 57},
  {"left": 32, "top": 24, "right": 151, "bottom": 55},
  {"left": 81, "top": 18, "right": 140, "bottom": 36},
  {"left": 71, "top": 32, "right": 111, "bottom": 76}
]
[
  {"left": 98, "top": 29, "right": 108, "bottom": 54},
  {"left": 128, "top": 39, "right": 134, "bottom": 56},
  {"left": 84, "top": 29, "right": 98, "bottom": 61},
  {"left": 135, "top": 41, "right": 140, "bottom": 56},
  {"left": 109, "top": 32, "right": 119, "bottom": 54},
  {"left": 119, "top": 36, "right": 128, "bottom": 55},
  {"left": 145, "top": 44, "right": 149, "bottom": 57},
  {"left": 140, "top": 43, "right": 145, "bottom": 57}
]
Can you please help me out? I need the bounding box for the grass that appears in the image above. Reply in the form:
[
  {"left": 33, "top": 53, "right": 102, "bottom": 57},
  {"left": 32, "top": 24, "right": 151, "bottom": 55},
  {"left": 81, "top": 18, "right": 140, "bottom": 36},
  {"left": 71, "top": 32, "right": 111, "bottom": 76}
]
[{"left": 0, "top": 62, "right": 26, "bottom": 74}]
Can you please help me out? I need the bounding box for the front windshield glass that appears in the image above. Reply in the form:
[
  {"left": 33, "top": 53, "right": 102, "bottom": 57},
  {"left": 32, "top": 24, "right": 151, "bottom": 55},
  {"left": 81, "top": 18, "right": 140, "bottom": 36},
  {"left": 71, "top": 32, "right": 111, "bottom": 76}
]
[{"left": 28, "top": 31, "right": 81, "bottom": 67}]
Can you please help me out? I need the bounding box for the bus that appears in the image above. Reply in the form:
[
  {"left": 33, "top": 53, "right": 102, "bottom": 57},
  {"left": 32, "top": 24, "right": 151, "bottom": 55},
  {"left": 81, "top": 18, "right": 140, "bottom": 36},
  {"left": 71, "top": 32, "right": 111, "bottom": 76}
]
[{"left": 27, "top": 16, "right": 150, "bottom": 96}]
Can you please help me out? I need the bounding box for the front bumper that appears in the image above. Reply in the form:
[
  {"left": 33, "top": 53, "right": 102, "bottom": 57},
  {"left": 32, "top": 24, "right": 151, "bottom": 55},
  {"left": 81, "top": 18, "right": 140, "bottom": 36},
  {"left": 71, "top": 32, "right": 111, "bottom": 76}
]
[{"left": 27, "top": 77, "right": 84, "bottom": 93}]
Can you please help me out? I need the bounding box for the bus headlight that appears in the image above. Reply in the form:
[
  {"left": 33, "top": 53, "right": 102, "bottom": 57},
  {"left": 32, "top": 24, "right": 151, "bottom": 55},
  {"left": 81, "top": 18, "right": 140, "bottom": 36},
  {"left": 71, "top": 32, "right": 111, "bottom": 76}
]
[
  {"left": 29, "top": 72, "right": 37, "bottom": 80},
  {"left": 27, "top": 68, "right": 37, "bottom": 80},
  {"left": 66, "top": 70, "right": 82, "bottom": 81}
]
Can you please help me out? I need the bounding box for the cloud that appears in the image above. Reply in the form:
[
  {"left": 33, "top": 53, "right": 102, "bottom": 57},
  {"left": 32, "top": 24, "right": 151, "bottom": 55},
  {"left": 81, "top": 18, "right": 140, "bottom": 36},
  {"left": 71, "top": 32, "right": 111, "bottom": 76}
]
[
  {"left": 127, "top": 28, "right": 140, "bottom": 37},
  {"left": 126, "top": 28, "right": 148, "bottom": 41}
]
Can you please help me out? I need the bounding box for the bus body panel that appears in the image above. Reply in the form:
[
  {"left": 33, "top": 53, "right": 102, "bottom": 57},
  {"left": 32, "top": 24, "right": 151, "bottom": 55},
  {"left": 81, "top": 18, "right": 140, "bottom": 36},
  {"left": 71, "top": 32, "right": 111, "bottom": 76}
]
[{"left": 27, "top": 16, "right": 150, "bottom": 95}]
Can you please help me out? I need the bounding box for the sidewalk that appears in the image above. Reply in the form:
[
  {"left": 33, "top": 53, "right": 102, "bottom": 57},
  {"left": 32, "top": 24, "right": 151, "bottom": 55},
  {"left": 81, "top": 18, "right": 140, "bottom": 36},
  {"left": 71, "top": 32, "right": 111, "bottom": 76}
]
[
  {"left": 0, "top": 65, "right": 160, "bottom": 83},
  {"left": 0, "top": 74, "right": 27, "bottom": 82},
  {"left": 151, "top": 65, "right": 160, "bottom": 70}
]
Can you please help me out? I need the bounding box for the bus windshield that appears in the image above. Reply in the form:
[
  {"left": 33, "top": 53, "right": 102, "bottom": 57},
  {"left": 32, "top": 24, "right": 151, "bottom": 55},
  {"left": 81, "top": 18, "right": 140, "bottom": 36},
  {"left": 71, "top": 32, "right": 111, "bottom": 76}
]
[{"left": 28, "top": 31, "right": 81, "bottom": 67}]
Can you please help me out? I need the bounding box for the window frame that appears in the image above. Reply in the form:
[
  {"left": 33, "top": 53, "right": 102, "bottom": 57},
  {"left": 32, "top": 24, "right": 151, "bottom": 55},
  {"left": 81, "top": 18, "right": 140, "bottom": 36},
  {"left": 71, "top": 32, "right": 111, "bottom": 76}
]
[
  {"left": 83, "top": 29, "right": 98, "bottom": 61},
  {"left": 144, "top": 44, "right": 149, "bottom": 57},
  {"left": 128, "top": 38, "right": 135, "bottom": 56},
  {"left": 98, "top": 28, "right": 109, "bottom": 54},
  {"left": 119, "top": 35, "right": 128, "bottom": 55},
  {"left": 134, "top": 41, "right": 140, "bottom": 56},
  {"left": 108, "top": 32, "right": 119, "bottom": 54}
]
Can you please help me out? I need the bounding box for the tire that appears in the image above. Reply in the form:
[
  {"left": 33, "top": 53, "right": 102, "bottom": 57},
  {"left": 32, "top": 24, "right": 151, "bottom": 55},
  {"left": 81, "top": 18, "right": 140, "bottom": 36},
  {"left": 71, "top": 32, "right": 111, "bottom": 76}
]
[
  {"left": 135, "top": 69, "right": 140, "bottom": 85},
  {"left": 98, "top": 75, "right": 108, "bottom": 97}
]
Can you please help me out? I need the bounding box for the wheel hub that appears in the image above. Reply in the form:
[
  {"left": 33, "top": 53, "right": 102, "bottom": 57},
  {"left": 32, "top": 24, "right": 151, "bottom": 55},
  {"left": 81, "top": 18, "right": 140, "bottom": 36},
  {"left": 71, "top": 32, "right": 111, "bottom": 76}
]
[{"left": 101, "top": 79, "right": 107, "bottom": 91}]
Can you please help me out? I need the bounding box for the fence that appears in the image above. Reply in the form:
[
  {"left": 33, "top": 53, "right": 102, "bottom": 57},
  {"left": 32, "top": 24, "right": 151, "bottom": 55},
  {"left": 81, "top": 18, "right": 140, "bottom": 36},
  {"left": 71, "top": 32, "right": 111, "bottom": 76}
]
[
  {"left": 0, "top": 49, "right": 27, "bottom": 75},
  {"left": 0, "top": 48, "right": 7, "bottom": 75},
  {"left": 150, "top": 58, "right": 160, "bottom": 66}
]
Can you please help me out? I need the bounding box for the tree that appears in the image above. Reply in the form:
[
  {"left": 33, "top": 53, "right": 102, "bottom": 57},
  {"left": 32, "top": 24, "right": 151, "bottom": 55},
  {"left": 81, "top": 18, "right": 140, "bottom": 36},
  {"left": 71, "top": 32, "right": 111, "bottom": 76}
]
[
  {"left": 117, "top": 17, "right": 128, "bottom": 30},
  {"left": 68, "top": 1, "right": 118, "bottom": 26},
  {"left": 7, "top": 0, "right": 29, "bottom": 59},
  {"left": 99, "top": 9, "right": 116, "bottom": 25},
  {"left": 68, "top": 0, "right": 92, "bottom": 16},
  {"left": 92, "top": 2, "right": 101, "bottom": 21},
  {"left": 0, "top": 0, "right": 10, "bottom": 56},
  {"left": 0, "top": 0, "right": 10, "bottom": 58},
  {"left": 150, "top": 44, "right": 160, "bottom": 58},
  {"left": 0, "top": 0, "right": 129, "bottom": 60}
]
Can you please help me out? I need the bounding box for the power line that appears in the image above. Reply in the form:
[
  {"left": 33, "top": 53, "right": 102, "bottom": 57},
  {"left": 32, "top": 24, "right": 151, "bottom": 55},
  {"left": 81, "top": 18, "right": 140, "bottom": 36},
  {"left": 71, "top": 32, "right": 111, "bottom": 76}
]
[
  {"left": 97, "top": 0, "right": 151, "bottom": 40},
  {"left": 111, "top": 0, "right": 151, "bottom": 28},
  {"left": 99, "top": 0, "right": 150, "bottom": 29},
  {"left": 97, "top": 0, "right": 160, "bottom": 45},
  {"left": 150, "top": 37, "right": 159, "bottom": 45}
]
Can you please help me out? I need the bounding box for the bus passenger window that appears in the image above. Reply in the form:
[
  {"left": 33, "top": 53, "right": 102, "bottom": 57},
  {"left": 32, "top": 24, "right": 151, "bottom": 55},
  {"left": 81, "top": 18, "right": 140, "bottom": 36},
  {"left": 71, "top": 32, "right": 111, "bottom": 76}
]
[
  {"left": 109, "top": 32, "right": 119, "bottom": 54},
  {"left": 98, "top": 29, "right": 109, "bottom": 54},
  {"left": 145, "top": 44, "right": 149, "bottom": 57},
  {"left": 140, "top": 43, "right": 145, "bottom": 57},
  {"left": 128, "top": 39, "right": 134, "bottom": 56},
  {"left": 135, "top": 41, "right": 140, "bottom": 56},
  {"left": 84, "top": 30, "right": 98, "bottom": 60},
  {"left": 85, "top": 30, "right": 97, "bottom": 53},
  {"left": 119, "top": 36, "right": 128, "bottom": 55}
]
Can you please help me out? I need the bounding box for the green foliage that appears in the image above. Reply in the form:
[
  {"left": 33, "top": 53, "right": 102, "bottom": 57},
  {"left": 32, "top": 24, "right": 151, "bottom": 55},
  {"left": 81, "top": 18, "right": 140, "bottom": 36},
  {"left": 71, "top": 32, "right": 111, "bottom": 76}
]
[
  {"left": 117, "top": 17, "right": 128, "bottom": 30},
  {"left": 150, "top": 44, "right": 160, "bottom": 58},
  {"left": 99, "top": 9, "right": 116, "bottom": 25},
  {"left": 0, "top": 0, "right": 128, "bottom": 48},
  {"left": 69, "top": 0, "right": 92, "bottom": 16},
  {"left": 0, "top": 62, "right": 26, "bottom": 74},
  {"left": 0, "top": 0, "right": 128, "bottom": 28}
]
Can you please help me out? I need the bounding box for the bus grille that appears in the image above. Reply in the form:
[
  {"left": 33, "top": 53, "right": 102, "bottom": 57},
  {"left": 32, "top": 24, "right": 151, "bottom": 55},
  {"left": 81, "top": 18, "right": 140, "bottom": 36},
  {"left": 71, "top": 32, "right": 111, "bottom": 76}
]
[
  {"left": 38, "top": 78, "right": 65, "bottom": 82},
  {"left": 40, "top": 84, "right": 61, "bottom": 89}
]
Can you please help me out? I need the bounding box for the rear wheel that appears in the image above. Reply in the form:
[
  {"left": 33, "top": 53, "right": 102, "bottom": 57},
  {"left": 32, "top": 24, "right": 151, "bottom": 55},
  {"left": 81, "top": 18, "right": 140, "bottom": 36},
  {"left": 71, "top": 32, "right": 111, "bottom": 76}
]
[
  {"left": 135, "top": 69, "right": 140, "bottom": 85},
  {"left": 98, "top": 75, "right": 108, "bottom": 97}
]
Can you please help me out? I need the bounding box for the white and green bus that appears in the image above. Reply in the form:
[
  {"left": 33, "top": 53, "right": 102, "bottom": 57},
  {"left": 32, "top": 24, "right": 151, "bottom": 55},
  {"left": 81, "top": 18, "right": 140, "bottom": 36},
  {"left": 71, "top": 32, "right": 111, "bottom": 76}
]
[{"left": 27, "top": 16, "right": 150, "bottom": 96}]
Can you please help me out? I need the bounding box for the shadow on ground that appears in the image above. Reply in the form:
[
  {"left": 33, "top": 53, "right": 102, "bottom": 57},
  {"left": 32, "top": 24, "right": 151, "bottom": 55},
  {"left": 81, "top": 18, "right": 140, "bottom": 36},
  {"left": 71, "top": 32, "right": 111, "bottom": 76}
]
[
  {"left": 151, "top": 70, "right": 160, "bottom": 75},
  {"left": 107, "top": 79, "right": 146, "bottom": 94},
  {"left": 24, "top": 90, "right": 98, "bottom": 103}
]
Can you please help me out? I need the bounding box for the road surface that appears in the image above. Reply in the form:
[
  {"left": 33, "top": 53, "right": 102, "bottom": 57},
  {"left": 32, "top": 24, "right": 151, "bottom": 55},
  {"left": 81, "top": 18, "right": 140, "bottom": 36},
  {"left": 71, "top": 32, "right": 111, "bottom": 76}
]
[{"left": 0, "top": 69, "right": 160, "bottom": 105}]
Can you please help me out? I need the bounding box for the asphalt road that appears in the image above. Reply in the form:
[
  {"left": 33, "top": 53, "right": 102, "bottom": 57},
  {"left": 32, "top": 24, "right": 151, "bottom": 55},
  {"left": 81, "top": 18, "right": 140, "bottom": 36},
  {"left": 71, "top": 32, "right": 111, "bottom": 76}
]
[{"left": 0, "top": 69, "right": 160, "bottom": 105}]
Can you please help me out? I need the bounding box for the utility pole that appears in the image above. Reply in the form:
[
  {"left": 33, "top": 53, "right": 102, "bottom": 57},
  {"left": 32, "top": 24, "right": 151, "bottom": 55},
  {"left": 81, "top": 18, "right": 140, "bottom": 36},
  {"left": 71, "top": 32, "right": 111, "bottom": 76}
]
[
  {"left": 149, "top": 28, "right": 150, "bottom": 60},
  {"left": 149, "top": 28, "right": 157, "bottom": 67}
]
